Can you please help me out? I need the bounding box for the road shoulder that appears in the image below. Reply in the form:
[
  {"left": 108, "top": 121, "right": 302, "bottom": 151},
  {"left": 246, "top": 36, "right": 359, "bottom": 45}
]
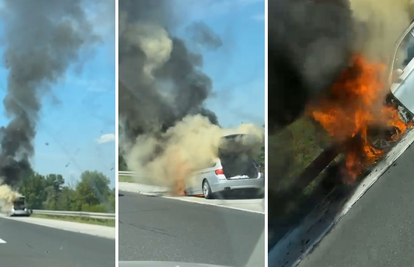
[
  {"left": 119, "top": 183, "right": 264, "bottom": 214},
  {"left": 0, "top": 214, "right": 115, "bottom": 239}
]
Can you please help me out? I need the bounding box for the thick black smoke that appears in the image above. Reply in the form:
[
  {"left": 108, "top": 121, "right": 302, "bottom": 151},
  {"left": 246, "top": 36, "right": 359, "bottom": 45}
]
[
  {"left": 119, "top": 0, "right": 219, "bottom": 142},
  {"left": 268, "top": 0, "right": 355, "bottom": 131},
  {"left": 0, "top": 0, "right": 99, "bottom": 186}
]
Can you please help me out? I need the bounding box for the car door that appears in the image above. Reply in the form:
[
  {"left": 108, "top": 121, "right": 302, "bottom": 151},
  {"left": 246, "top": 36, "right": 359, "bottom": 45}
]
[
  {"left": 390, "top": 22, "right": 414, "bottom": 114},
  {"left": 185, "top": 160, "right": 218, "bottom": 195}
]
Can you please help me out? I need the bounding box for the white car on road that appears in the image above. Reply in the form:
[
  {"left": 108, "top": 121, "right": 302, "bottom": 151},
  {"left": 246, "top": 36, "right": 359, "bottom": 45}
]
[
  {"left": 184, "top": 134, "right": 264, "bottom": 199},
  {"left": 7, "top": 196, "right": 30, "bottom": 216}
]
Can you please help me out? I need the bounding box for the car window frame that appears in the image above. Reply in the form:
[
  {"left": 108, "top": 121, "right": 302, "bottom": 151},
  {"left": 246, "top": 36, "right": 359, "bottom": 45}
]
[{"left": 389, "top": 22, "right": 414, "bottom": 85}]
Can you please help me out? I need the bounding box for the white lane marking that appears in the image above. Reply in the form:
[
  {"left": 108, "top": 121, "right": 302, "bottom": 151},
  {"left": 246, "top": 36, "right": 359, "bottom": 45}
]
[
  {"left": 162, "top": 195, "right": 265, "bottom": 215},
  {"left": 126, "top": 190, "right": 265, "bottom": 214},
  {"left": 119, "top": 182, "right": 265, "bottom": 214},
  {"left": 0, "top": 238, "right": 6, "bottom": 243},
  {"left": 0, "top": 214, "right": 115, "bottom": 239},
  {"left": 292, "top": 128, "right": 414, "bottom": 267}
]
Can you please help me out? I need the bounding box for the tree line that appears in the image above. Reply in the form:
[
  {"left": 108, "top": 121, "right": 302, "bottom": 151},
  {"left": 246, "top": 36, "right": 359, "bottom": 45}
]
[{"left": 17, "top": 170, "right": 115, "bottom": 213}]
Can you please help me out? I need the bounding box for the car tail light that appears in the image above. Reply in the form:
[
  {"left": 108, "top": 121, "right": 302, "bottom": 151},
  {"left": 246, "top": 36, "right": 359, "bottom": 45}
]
[{"left": 215, "top": 169, "right": 224, "bottom": 175}]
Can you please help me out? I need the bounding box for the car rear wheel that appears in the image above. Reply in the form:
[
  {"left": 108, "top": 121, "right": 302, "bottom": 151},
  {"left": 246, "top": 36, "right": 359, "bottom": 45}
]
[{"left": 202, "top": 180, "right": 213, "bottom": 199}]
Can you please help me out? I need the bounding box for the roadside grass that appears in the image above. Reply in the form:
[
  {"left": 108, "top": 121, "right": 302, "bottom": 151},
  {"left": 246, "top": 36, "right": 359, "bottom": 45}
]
[
  {"left": 31, "top": 214, "right": 115, "bottom": 227},
  {"left": 119, "top": 175, "right": 134, "bottom": 183}
]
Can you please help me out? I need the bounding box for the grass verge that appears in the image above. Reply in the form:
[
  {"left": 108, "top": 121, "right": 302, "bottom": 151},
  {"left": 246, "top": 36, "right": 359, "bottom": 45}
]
[
  {"left": 31, "top": 214, "right": 115, "bottom": 227},
  {"left": 119, "top": 175, "right": 134, "bottom": 183}
]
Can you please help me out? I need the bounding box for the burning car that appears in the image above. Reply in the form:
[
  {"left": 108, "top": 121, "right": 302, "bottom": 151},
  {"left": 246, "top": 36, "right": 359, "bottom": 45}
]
[
  {"left": 307, "top": 46, "right": 414, "bottom": 182},
  {"left": 362, "top": 20, "right": 414, "bottom": 158},
  {"left": 6, "top": 196, "right": 30, "bottom": 217},
  {"left": 184, "top": 134, "right": 264, "bottom": 199},
  {"left": 389, "top": 21, "right": 414, "bottom": 118}
]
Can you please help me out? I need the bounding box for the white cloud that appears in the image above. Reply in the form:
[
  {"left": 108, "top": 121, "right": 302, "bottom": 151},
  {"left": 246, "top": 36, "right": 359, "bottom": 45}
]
[
  {"left": 252, "top": 14, "right": 264, "bottom": 21},
  {"left": 95, "top": 133, "right": 115, "bottom": 144}
]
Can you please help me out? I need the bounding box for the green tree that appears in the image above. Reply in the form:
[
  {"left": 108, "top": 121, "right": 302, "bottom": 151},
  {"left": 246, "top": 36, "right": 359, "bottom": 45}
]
[
  {"left": 74, "top": 171, "right": 111, "bottom": 211},
  {"left": 43, "top": 174, "right": 65, "bottom": 210},
  {"left": 258, "top": 145, "right": 265, "bottom": 169},
  {"left": 57, "top": 186, "right": 76, "bottom": 211},
  {"left": 17, "top": 169, "right": 115, "bottom": 213},
  {"left": 257, "top": 124, "right": 265, "bottom": 169},
  {"left": 107, "top": 187, "right": 116, "bottom": 213},
  {"left": 119, "top": 152, "right": 128, "bottom": 171},
  {"left": 19, "top": 171, "right": 47, "bottom": 209}
]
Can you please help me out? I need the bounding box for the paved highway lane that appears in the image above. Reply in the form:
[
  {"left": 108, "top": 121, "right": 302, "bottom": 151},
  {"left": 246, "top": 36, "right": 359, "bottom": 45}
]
[
  {"left": 119, "top": 191, "right": 264, "bottom": 267},
  {"left": 299, "top": 142, "right": 414, "bottom": 267},
  {"left": 0, "top": 217, "right": 115, "bottom": 267}
]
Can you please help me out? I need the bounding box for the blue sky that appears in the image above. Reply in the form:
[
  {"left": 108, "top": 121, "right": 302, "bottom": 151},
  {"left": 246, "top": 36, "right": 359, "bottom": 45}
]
[
  {"left": 173, "top": 0, "right": 265, "bottom": 128},
  {"left": 0, "top": 3, "right": 116, "bottom": 188},
  {"left": 0, "top": 0, "right": 263, "bottom": 189}
]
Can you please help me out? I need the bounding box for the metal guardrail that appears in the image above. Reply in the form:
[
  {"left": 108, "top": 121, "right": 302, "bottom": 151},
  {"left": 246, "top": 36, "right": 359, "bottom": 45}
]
[
  {"left": 119, "top": 171, "right": 135, "bottom": 175},
  {"left": 32, "top": 210, "right": 115, "bottom": 220},
  {"left": 119, "top": 171, "right": 142, "bottom": 177}
]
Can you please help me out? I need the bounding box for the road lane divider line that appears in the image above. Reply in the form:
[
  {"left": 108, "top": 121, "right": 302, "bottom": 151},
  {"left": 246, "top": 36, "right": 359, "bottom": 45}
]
[
  {"left": 162, "top": 195, "right": 265, "bottom": 214},
  {"left": 0, "top": 238, "right": 6, "bottom": 243},
  {"left": 120, "top": 189, "right": 264, "bottom": 214}
]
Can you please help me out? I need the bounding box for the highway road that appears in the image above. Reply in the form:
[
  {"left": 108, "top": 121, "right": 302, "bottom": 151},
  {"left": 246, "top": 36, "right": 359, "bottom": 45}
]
[
  {"left": 0, "top": 216, "right": 115, "bottom": 267},
  {"left": 119, "top": 191, "right": 264, "bottom": 267},
  {"left": 299, "top": 142, "right": 414, "bottom": 267}
]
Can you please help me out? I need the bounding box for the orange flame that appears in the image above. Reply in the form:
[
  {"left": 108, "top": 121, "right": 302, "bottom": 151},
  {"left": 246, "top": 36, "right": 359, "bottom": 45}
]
[
  {"left": 308, "top": 55, "right": 412, "bottom": 181},
  {"left": 166, "top": 148, "right": 188, "bottom": 196}
]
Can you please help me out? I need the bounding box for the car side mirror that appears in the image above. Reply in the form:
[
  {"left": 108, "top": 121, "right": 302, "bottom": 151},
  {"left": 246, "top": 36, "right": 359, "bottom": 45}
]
[{"left": 393, "top": 68, "right": 404, "bottom": 82}]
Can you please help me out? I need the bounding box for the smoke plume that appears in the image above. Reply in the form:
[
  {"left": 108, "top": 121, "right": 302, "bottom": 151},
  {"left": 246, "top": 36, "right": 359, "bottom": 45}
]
[
  {"left": 0, "top": 182, "right": 22, "bottom": 211},
  {"left": 268, "top": 0, "right": 414, "bottom": 131},
  {"left": 119, "top": 0, "right": 263, "bottom": 191},
  {"left": 268, "top": 0, "right": 355, "bottom": 130},
  {"left": 185, "top": 21, "right": 223, "bottom": 51},
  {"left": 119, "top": 0, "right": 218, "bottom": 140},
  {"left": 0, "top": 0, "right": 99, "bottom": 188},
  {"left": 350, "top": 0, "right": 414, "bottom": 61},
  {"left": 124, "top": 115, "right": 262, "bottom": 190}
]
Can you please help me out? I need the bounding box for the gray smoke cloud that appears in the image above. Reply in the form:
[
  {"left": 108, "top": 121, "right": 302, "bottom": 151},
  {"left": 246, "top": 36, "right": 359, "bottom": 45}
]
[
  {"left": 185, "top": 21, "right": 223, "bottom": 51},
  {"left": 119, "top": 0, "right": 264, "bottom": 192},
  {"left": 0, "top": 0, "right": 99, "bottom": 186},
  {"left": 119, "top": 0, "right": 219, "bottom": 142},
  {"left": 268, "top": 0, "right": 355, "bottom": 130}
]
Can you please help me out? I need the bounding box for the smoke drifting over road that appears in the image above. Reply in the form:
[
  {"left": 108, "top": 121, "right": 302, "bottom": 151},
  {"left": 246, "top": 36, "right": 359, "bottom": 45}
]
[
  {"left": 0, "top": 0, "right": 99, "bottom": 187},
  {"left": 119, "top": 0, "right": 263, "bottom": 191}
]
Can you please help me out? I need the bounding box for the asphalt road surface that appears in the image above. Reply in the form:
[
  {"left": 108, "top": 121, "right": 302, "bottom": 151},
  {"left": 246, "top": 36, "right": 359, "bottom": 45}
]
[
  {"left": 0, "top": 217, "right": 115, "bottom": 267},
  {"left": 119, "top": 191, "right": 264, "bottom": 267},
  {"left": 299, "top": 142, "right": 414, "bottom": 267}
]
